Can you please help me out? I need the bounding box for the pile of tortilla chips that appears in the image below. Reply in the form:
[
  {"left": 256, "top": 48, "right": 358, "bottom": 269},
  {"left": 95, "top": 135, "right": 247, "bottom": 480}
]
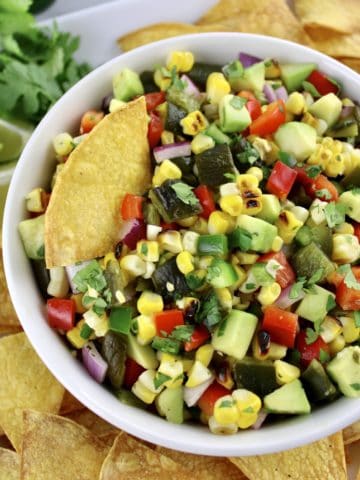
[{"left": 117, "top": 0, "right": 360, "bottom": 74}]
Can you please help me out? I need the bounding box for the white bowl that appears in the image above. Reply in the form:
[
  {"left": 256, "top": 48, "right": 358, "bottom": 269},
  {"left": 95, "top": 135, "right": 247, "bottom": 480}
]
[{"left": 3, "top": 33, "right": 360, "bottom": 456}]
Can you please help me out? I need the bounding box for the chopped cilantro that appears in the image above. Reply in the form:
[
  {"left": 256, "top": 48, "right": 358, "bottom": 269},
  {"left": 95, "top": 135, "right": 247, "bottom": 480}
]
[
  {"left": 324, "top": 202, "right": 346, "bottom": 228},
  {"left": 36, "top": 244, "right": 45, "bottom": 258},
  {"left": 302, "top": 81, "right": 321, "bottom": 98},
  {"left": 151, "top": 336, "right": 181, "bottom": 355},
  {"left": 326, "top": 295, "right": 336, "bottom": 312},
  {"left": 154, "top": 372, "right": 172, "bottom": 390},
  {"left": 243, "top": 406, "right": 254, "bottom": 413},
  {"left": 220, "top": 399, "right": 233, "bottom": 408},
  {"left": 230, "top": 96, "right": 247, "bottom": 110},
  {"left": 307, "top": 268, "right": 324, "bottom": 286},
  {"left": 207, "top": 264, "right": 222, "bottom": 282},
  {"left": 305, "top": 327, "right": 318, "bottom": 345},
  {"left": 140, "top": 243, "right": 148, "bottom": 256},
  {"left": 186, "top": 272, "right": 205, "bottom": 291},
  {"left": 350, "top": 383, "right": 360, "bottom": 391},
  {"left": 92, "top": 297, "right": 108, "bottom": 316},
  {"left": 319, "top": 348, "right": 330, "bottom": 364},
  {"left": 351, "top": 187, "right": 360, "bottom": 195},
  {"left": 169, "top": 325, "right": 194, "bottom": 342},
  {"left": 354, "top": 311, "right": 360, "bottom": 328},
  {"left": 73, "top": 260, "right": 107, "bottom": 293},
  {"left": 289, "top": 277, "right": 306, "bottom": 299},
  {"left": 245, "top": 283, "right": 256, "bottom": 290},
  {"left": 306, "top": 165, "right": 322, "bottom": 179},
  {"left": 222, "top": 60, "right": 244, "bottom": 80},
  {"left": 337, "top": 264, "right": 360, "bottom": 291},
  {"left": 315, "top": 189, "right": 332, "bottom": 200},
  {"left": 224, "top": 172, "right": 237, "bottom": 181},
  {"left": 79, "top": 323, "right": 93, "bottom": 340},
  {"left": 196, "top": 290, "right": 222, "bottom": 330},
  {"left": 170, "top": 182, "right": 199, "bottom": 206}
]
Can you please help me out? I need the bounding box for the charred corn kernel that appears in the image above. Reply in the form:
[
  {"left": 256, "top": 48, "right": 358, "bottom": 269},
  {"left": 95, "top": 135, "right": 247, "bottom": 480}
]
[
  {"left": 309, "top": 199, "right": 327, "bottom": 225},
  {"left": 191, "top": 217, "right": 208, "bottom": 234},
  {"left": 109, "top": 98, "right": 126, "bottom": 113},
  {"left": 167, "top": 51, "right": 194, "bottom": 72},
  {"left": 26, "top": 188, "right": 46, "bottom": 213},
  {"left": 230, "top": 265, "right": 247, "bottom": 290},
  {"left": 153, "top": 68, "right": 171, "bottom": 91},
  {"left": 241, "top": 187, "right": 263, "bottom": 216},
  {"left": 137, "top": 291, "right": 163, "bottom": 316},
  {"left": 236, "top": 252, "right": 259, "bottom": 264},
  {"left": 290, "top": 206, "right": 309, "bottom": 224},
  {"left": 220, "top": 182, "right": 239, "bottom": 197},
  {"left": 208, "top": 211, "right": 234, "bottom": 234},
  {"left": 120, "top": 254, "right": 146, "bottom": 276},
  {"left": 181, "top": 358, "right": 194, "bottom": 373},
  {"left": 339, "top": 316, "right": 360, "bottom": 343},
  {"left": 152, "top": 160, "right": 182, "bottom": 186},
  {"left": 137, "top": 240, "right": 159, "bottom": 262},
  {"left": 186, "top": 360, "right": 212, "bottom": 388},
  {"left": 220, "top": 194, "right": 243, "bottom": 217},
  {"left": 214, "top": 395, "right": 238, "bottom": 425},
  {"left": 286, "top": 92, "right": 305, "bottom": 115},
  {"left": 66, "top": 320, "right": 88, "bottom": 349},
  {"left": 180, "top": 110, "right": 208, "bottom": 136},
  {"left": 53, "top": 132, "right": 74, "bottom": 156},
  {"left": 332, "top": 234, "right": 360, "bottom": 264},
  {"left": 232, "top": 389, "right": 261, "bottom": 415},
  {"left": 320, "top": 316, "right": 343, "bottom": 343},
  {"left": 257, "top": 282, "right": 281, "bottom": 306},
  {"left": 195, "top": 344, "right": 214, "bottom": 368},
  {"left": 161, "top": 130, "right": 175, "bottom": 145},
  {"left": 158, "top": 359, "right": 184, "bottom": 388},
  {"left": 158, "top": 230, "right": 183, "bottom": 253},
  {"left": 237, "top": 412, "right": 258, "bottom": 429},
  {"left": 246, "top": 166, "right": 263, "bottom": 182},
  {"left": 334, "top": 222, "right": 354, "bottom": 235},
  {"left": 138, "top": 369, "right": 164, "bottom": 394},
  {"left": 83, "top": 310, "right": 108, "bottom": 337},
  {"left": 191, "top": 133, "right": 215, "bottom": 154},
  {"left": 137, "top": 315, "right": 157, "bottom": 345},
  {"left": 329, "top": 334, "right": 346, "bottom": 355},
  {"left": 208, "top": 416, "right": 238, "bottom": 434},
  {"left": 71, "top": 293, "right": 87, "bottom": 314},
  {"left": 176, "top": 251, "right": 194, "bottom": 274},
  {"left": 176, "top": 295, "right": 199, "bottom": 310},
  {"left": 302, "top": 112, "right": 328, "bottom": 136},
  {"left": 274, "top": 360, "right": 300, "bottom": 385},
  {"left": 177, "top": 216, "right": 198, "bottom": 227},
  {"left": 206, "top": 72, "right": 231, "bottom": 104},
  {"left": 182, "top": 231, "right": 200, "bottom": 254},
  {"left": 271, "top": 236, "right": 284, "bottom": 252},
  {"left": 215, "top": 287, "right": 232, "bottom": 310},
  {"left": 236, "top": 174, "right": 259, "bottom": 191},
  {"left": 132, "top": 380, "right": 156, "bottom": 404},
  {"left": 251, "top": 137, "right": 272, "bottom": 162},
  {"left": 276, "top": 211, "right": 303, "bottom": 244}
]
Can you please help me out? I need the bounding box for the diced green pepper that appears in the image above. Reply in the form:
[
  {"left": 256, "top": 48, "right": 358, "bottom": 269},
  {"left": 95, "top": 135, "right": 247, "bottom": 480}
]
[
  {"left": 197, "top": 234, "right": 228, "bottom": 256},
  {"left": 109, "top": 306, "right": 133, "bottom": 335}
]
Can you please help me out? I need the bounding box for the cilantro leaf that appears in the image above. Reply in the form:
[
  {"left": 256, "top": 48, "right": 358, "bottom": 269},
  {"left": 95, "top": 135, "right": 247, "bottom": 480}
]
[
  {"left": 73, "top": 260, "right": 107, "bottom": 293},
  {"left": 230, "top": 96, "right": 247, "bottom": 110},
  {"left": 306, "top": 165, "right": 322, "bottom": 179},
  {"left": 278, "top": 151, "right": 296, "bottom": 167},
  {"left": 354, "top": 311, "right": 360, "bottom": 328},
  {"left": 319, "top": 348, "right": 330, "bottom": 364},
  {"left": 151, "top": 336, "right": 181, "bottom": 355},
  {"left": 350, "top": 383, "right": 360, "bottom": 392},
  {"left": 307, "top": 268, "right": 324, "bottom": 286},
  {"left": 224, "top": 172, "right": 237, "bottom": 181},
  {"left": 222, "top": 60, "right": 244, "bottom": 80},
  {"left": 337, "top": 264, "right": 360, "bottom": 291},
  {"left": 219, "top": 399, "right": 233, "bottom": 408},
  {"left": 326, "top": 294, "right": 336, "bottom": 312},
  {"left": 289, "top": 278, "right": 306, "bottom": 299},
  {"left": 324, "top": 202, "right": 346, "bottom": 228},
  {"left": 169, "top": 325, "right": 194, "bottom": 342},
  {"left": 185, "top": 272, "right": 205, "bottom": 291},
  {"left": 305, "top": 328, "right": 318, "bottom": 345},
  {"left": 196, "top": 290, "right": 222, "bottom": 330},
  {"left": 170, "top": 182, "right": 199, "bottom": 207},
  {"left": 315, "top": 189, "right": 332, "bottom": 200},
  {"left": 154, "top": 372, "right": 172, "bottom": 390}
]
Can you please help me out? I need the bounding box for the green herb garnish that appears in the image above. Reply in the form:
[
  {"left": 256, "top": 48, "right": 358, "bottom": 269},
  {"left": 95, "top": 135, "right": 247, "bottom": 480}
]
[
  {"left": 337, "top": 264, "right": 360, "bottom": 291},
  {"left": 154, "top": 372, "right": 172, "bottom": 390},
  {"left": 354, "top": 311, "right": 360, "bottom": 328},
  {"left": 350, "top": 383, "right": 360, "bottom": 391},
  {"left": 306, "top": 165, "right": 322, "bottom": 179},
  {"left": 324, "top": 202, "right": 346, "bottom": 228},
  {"left": 229, "top": 96, "right": 247, "bottom": 110},
  {"left": 169, "top": 325, "right": 194, "bottom": 342},
  {"left": 319, "top": 348, "right": 330, "bottom": 364},
  {"left": 73, "top": 260, "right": 107, "bottom": 293},
  {"left": 170, "top": 182, "right": 199, "bottom": 206},
  {"left": 151, "top": 336, "right": 181, "bottom": 355},
  {"left": 196, "top": 290, "right": 222, "bottom": 330},
  {"left": 302, "top": 81, "right": 321, "bottom": 98}
]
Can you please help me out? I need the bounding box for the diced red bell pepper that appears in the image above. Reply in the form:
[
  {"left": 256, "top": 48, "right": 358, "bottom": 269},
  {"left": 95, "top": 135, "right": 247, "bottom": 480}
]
[
  {"left": 160, "top": 222, "right": 179, "bottom": 231},
  {"left": 47, "top": 298, "right": 76, "bottom": 331},
  {"left": 296, "top": 330, "right": 329, "bottom": 368},
  {"left": 194, "top": 185, "right": 216, "bottom": 219},
  {"left": 238, "top": 91, "right": 262, "bottom": 121},
  {"left": 184, "top": 325, "right": 210, "bottom": 352},
  {"left": 307, "top": 70, "right": 339, "bottom": 96},
  {"left": 262, "top": 305, "right": 298, "bottom": 348},
  {"left": 121, "top": 193, "right": 144, "bottom": 220},
  {"left": 336, "top": 266, "right": 360, "bottom": 311},
  {"left": 266, "top": 161, "right": 298, "bottom": 200},
  {"left": 296, "top": 168, "right": 339, "bottom": 202},
  {"left": 353, "top": 223, "right": 360, "bottom": 242},
  {"left": 327, "top": 270, "right": 345, "bottom": 288},
  {"left": 249, "top": 100, "right": 286, "bottom": 137},
  {"left": 80, "top": 110, "right": 104, "bottom": 134},
  {"left": 144, "top": 92, "right": 166, "bottom": 112},
  {"left": 154, "top": 309, "right": 184, "bottom": 336},
  {"left": 197, "top": 382, "right": 230, "bottom": 417},
  {"left": 123, "top": 357, "right": 145, "bottom": 388},
  {"left": 148, "top": 112, "right": 163, "bottom": 149},
  {"left": 258, "top": 251, "right": 296, "bottom": 289}
]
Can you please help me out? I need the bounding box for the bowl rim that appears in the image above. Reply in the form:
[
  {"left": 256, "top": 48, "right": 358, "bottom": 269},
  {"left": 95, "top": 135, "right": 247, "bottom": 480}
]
[{"left": 3, "top": 32, "right": 360, "bottom": 457}]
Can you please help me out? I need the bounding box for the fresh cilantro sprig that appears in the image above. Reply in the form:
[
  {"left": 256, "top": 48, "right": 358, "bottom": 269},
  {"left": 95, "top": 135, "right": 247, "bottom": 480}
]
[
  {"left": 324, "top": 202, "right": 346, "bottom": 228},
  {"left": 170, "top": 182, "right": 199, "bottom": 207},
  {"left": 337, "top": 264, "right": 360, "bottom": 291},
  {"left": 289, "top": 268, "right": 324, "bottom": 299}
]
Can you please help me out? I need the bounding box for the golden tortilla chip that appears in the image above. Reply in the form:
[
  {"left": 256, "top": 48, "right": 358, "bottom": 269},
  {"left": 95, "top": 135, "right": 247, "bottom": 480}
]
[
  {"left": 196, "top": 0, "right": 265, "bottom": 24},
  {"left": 307, "top": 29, "right": 360, "bottom": 58},
  {"left": 99, "top": 432, "right": 191, "bottom": 479},
  {"left": 65, "top": 408, "right": 119, "bottom": 437},
  {"left": 118, "top": 23, "right": 230, "bottom": 52},
  {"left": 156, "top": 446, "right": 248, "bottom": 480},
  {"left": 59, "top": 390, "right": 84, "bottom": 415},
  {"left": 0, "top": 447, "right": 19, "bottom": 480},
  {"left": 0, "top": 435, "right": 12, "bottom": 450},
  {"left": 338, "top": 58, "right": 360, "bottom": 74},
  {"left": 229, "top": 432, "right": 347, "bottom": 480},
  {"left": 0, "top": 249, "right": 21, "bottom": 334},
  {"left": 21, "top": 410, "right": 109, "bottom": 480},
  {"left": 0, "top": 333, "right": 64, "bottom": 451},
  {"left": 293, "top": 0, "right": 355, "bottom": 34},
  {"left": 45, "top": 96, "right": 151, "bottom": 267},
  {"left": 344, "top": 421, "right": 360, "bottom": 445}
]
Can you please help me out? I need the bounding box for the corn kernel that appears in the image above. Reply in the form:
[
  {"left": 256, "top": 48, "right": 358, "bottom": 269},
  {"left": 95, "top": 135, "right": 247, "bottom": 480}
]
[
  {"left": 83, "top": 310, "right": 109, "bottom": 337},
  {"left": 230, "top": 265, "right": 247, "bottom": 290},
  {"left": 251, "top": 137, "right": 272, "bottom": 162},
  {"left": 309, "top": 199, "right": 327, "bottom": 225},
  {"left": 191, "top": 217, "right": 208, "bottom": 234},
  {"left": 186, "top": 360, "right": 212, "bottom": 388},
  {"left": 271, "top": 235, "right": 284, "bottom": 252},
  {"left": 237, "top": 412, "right": 259, "bottom": 429},
  {"left": 332, "top": 234, "right": 360, "bottom": 264},
  {"left": 232, "top": 389, "right": 261, "bottom": 414},
  {"left": 53, "top": 132, "right": 74, "bottom": 156},
  {"left": 176, "top": 251, "right": 194, "bottom": 274},
  {"left": 276, "top": 211, "right": 303, "bottom": 244},
  {"left": 334, "top": 222, "right": 355, "bottom": 235},
  {"left": 132, "top": 380, "right": 156, "bottom": 404},
  {"left": 191, "top": 133, "right": 215, "bottom": 154},
  {"left": 219, "top": 195, "right": 244, "bottom": 217},
  {"left": 241, "top": 187, "right": 263, "bottom": 216},
  {"left": 274, "top": 360, "right": 300, "bottom": 385},
  {"left": 307, "top": 137, "right": 346, "bottom": 177},
  {"left": 158, "top": 359, "right": 184, "bottom": 388},
  {"left": 153, "top": 68, "right": 171, "bottom": 91},
  {"left": 206, "top": 72, "right": 231, "bottom": 104},
  {"left": 152, "top": 159, "right": 182, "bottom": 187},
  {"left": 66, "top": 320, "right": 88, "bottom": 349},
  {"left": 120, "top": 254, "right": 147, "bottom": 276},
  {"left": 137, "top": 291, "right": 163, "bottom": 316},
  {"left": 329, "top": 334, "right": 346, "bottom": 355},
  {"left": 286, "top": 92, "right": 305, "bottom": 115},
  {"left": 147, "top": 224, "right": 162, "bottom": 241},
  {"left": 158, "top": 230, "right": 183, "bottom": 253},
  {"left": 180, "top": 110, "right": 209, "bottom": 136},
  {"left": 182, "top": 231, "right": 200, "bottom": 254},
  {"left": 246, "top": 166, "right": 263, "bottom": 181},
  {"left": 71, "top": 293, "right": 87, "bottom": 314},
  {"left": 215, "top": 287, "right": 232, "bottom": 310},
  {"left": 208, "top": 416, "right": 238, "bottom": 434},
  {"left": 167, "top": 51, "right": 194, "bottom": 72},
  {"left": 138, "top": 369, "right": 164, "bottom": 394},
  {"left": 236, "top": 252, "right": 259, "bottom": 264},
  {"left": 161, "top": 130, "right": 175, "bottom": 145},
  {"left": 25, "top": 188, "right": 46, "bottom": 213},
  {"left": 137, "top": 315, "right": 157, "bottom": 345},
  {"left": 177, "top": 216, "right": 198, "bottom": 227},
  {"left": 257, "top": 282, "right": 281, "bottom": 306},
  {"left": 236, "top": 174, "right": 259, "bottom": 191},
  {"left": 137, "top": 240, "right": 159, "bottom": 262},
  {"left": 319, "top": 316, "right": 343, "bottom": 343},
  {"left": 214, "top": 395, "right": 238, "bottom": 425},
  {"left": 208, "top": 211, "right": 234, "bottom": 234},
  {"left": 219, "top": 182, "right": 240, "bottom": 197},
  {"left": 195, "top": 344, "right": 214, "bottom": 367},
  {"left": 290, "top": 206, "right": 309, "bottom": 224},
  {"left": 339, "top": 316, "right": 360, "bottom": 343}
]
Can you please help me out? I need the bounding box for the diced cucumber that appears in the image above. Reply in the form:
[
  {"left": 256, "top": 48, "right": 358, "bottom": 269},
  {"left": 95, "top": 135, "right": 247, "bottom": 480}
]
[
  {"left": 113, "top": 68, "right": 144, "bottom": 102},
  {"left": 197, "top": 234, "right": 228, "bottom": 256},
  {"left": 233, "top": 357, "right": 278, "bottom": 397},
  {"left": 296, "top": 285, "right": 335, "bottom": 323},
  {"left": 264, "top": 379, "right": 311, "bottom": 414},
  {"left": 326, "top": 346, "right": 360, "bottom": 398},
  {"left": 230, "top": 61, "right": 265, "bottom": 92},
  {"left": 18, "top": 214, "right": 45, "bottom": 260},
  {"left": 295, "top": 225, "right": 313, "bottom": 247},
  {"left": 127, "top": 333, "right": 158, "bottom": 370},
  {"left": 237, "top": 215, "right": 278, "bottom": 253},
  {"left": 308, "top": 93, "right": 342, "bottom": 127},
  {"left": 155, "top": 386, "right": 184, "bottom": 424},
  {"left": 255, "top": 194, "right": 281, "bottom": 224},
  {"left": 208, "top": 258, "right": 238, "bottom": 288}
]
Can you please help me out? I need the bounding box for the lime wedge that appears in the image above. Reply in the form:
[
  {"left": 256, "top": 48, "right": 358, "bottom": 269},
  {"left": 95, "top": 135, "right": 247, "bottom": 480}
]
[{"left": 0, "top": 118, "right": 33, "bottom": 164}]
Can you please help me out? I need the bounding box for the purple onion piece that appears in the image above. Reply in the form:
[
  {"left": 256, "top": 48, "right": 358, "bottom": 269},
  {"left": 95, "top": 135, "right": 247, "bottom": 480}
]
[
  {"left": 118, "top": 219, "right": 146, "bottom": 250},
  {"left": 239, "top": 52, "right": 262, "bottom": 68},
  {"left": 340, "top": 105, "right": 354, "bottom": 118},
  {"left": 66, "top": 260, "right": 92, "bottom": 294},
  {"left": 263, "top": 83, "right": 277, "bottom": 103},
  {"left": 153, "top": 142, "right": 192, "bottom": 164},
  {"left": 181, "top": 74, "right": 201, "bottom": 99},
  {"left": 275, "top": 86, "right": 288, "bottom": 102},
  {"left": 82, "top": 342, "right": 108, "bottom": 383},
  {"left": 275, "top": 284, "right": 305, "bottom": 310},
  {"left": 252, "top": 410, "right": 268, "bottom": 430}
]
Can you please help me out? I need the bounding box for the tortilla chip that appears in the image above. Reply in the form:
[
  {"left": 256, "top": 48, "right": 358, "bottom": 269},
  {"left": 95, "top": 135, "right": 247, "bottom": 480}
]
[
  {"left": 156, "top": 446, "right": 248, "bottom": 480},
  {"left": 338, "top": 58, "right": 360, "bottom": 74},
  {"left": 196, "top": 0, "right": 266, "bottom": 24},
  {"left": 307, "top": 29, "right": 360, "bottom": 58},
  {"left": 0, "top": 448, "right": 19, "bottom": 480},
  {"left": 0, "top": 333, "right": 64, "bottom": 451},
  {"left": 99, "top": 432, "right": 191, "bottom": 479},
  {"left": 293, "top": 0, "right": 355, "bottom": 34},
  {"left": 0, "top": 249, "right": 21, "bottom": 334},
  {"left": 21, "top": 410, "right": 109, "bottom": 480},
  {"left": 45, "top": 96, "right": 151, "bottom": 267},
  {"left": 0, "top": 435, "right": 12, "bottom": 450},
  {"left": 59, "top": 390, "right": 84, "bottom": 415},
  {"left": 344, "top": 421, "right": 360, "bottom": 445},
  {"left": 229, "top": 432, "right": 347, "bottom": 480},
  {"left": 118, "top": 23, "right": 230, "bottom": 52},
  {"left": 65, "top": 408, "right": 119, "bottom": 437}
]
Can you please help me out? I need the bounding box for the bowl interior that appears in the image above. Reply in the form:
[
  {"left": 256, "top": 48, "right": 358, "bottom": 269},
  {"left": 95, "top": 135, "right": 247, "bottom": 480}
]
[{"left": 3, "top": 32, "right": 360, "bottom": 456}]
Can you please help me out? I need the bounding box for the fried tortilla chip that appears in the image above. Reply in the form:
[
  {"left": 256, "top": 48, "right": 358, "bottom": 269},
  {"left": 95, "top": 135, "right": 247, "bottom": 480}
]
[
  {"left": 307, "top": 29, "right": 360, "bottom": 58},
  {"left": 0, "top": 333, "right": 64, "bottom": 451},
  {"left": 99, "top": 432, "right": 191, "bottom": 479},
  {"left": 59, "top": 390, "right": 84, "bottom": 415},
  {"left": 0, "top": 249, "right": 21, "bottom": 334},
  {"left": 229, "top": 432, "right": 347, "bottom": 480},
  {"left": 344, "top": 421, "right": 360, "bottom": 445},
  {"left": 156, "top": 446, "right": 248, "bottom": 480},
  {"left": 65, "top": 408, "right": 119, "bottom": 437},
  {"left": 118, "top": 23, "right": 230, "bottom": 52},
  {"left": 338, "top": 58, "right": 360, "bottom": 74},
  {"left": 293, "top": 0, "right": 355, "bottom": 34},
  {"left": 21, "top": 410, "right": 109, "bottom": 480},
  {"left": 196, "top": 0, "right": 265, "bottom": 24},
  {"left": 0, "top": 448, "right": 19, "bottom": 480},
  {"left": 45, "top": 96, "right": 151, "bottom": 267}
]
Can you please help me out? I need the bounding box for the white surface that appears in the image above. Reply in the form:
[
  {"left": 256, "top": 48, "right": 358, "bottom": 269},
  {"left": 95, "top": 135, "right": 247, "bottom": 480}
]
[{"left": 3, "top": 32, "right": 360, "bottom": 459}]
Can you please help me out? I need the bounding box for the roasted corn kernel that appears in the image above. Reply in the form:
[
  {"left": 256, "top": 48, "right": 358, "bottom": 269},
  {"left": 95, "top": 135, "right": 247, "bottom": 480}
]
[
  {"left": 25, "top": 188, "right": 46, "bottom": 213},
  {"left": 83, "top": 310, "right": 109, "bottom": 337},
  {"left": 167, "top": 51, "right": 194, "bottom": 72},
  {"left": 161, "top": 130, "right": 175, "bottom": 145},
  {"left": 137, "top": 291, "right": 163, "bottom": 316},
  {"left": 176, "top": 251, "right": 195, "bottom": 274},
  {"left": 137, "top": 314, "right": 157, "bottom": 345},
  {"left": 307, "top": 137, "right": 346, "bottom": 177},
  {"left": 120, "top": 254, "right": 147, "bottom": 277},
  {"left": 276, "top": 210, "right": 303, "bottom": 244},
  {"left": 208, "top": 416, "right": 238, "bottom": 434},
  {"left": 53, "top": 132, "right": 74, "bottom": 156},
  {"left": 219, "top": 182, "right": 239, "bottom": 197},
  {"left": 246, "top": 166, "right": 263, "bottom": 181},
  {"left": 319, "top": 316, "right": 343, "bottom": 343},
  {"left": 219, "top": 194, "right": 244, "bottom": 217},
  {"left": 137, "top": 240, "right": 159, "bottom": 262},
  {"left": 180, "top": 110, "right": 209, "bottom": 136},
  {"left": 286, "top": 92, "right": 305, "bottom": 115},
  {"left": 232, "top": 389, "right": 261, "bottom": 429},
  {"left": 182, "top": 231, "right": 200, "bottom": 254},
  {"left": 185, "top": 360, "right": 212, "bottom": 388},
  {"left": 152, "top": 159, "right": 182, "bottom": 186},
  {"left": 191, "top": 133, "right": 215, "bottom": 154},
  {"left": 208, "top": 211, "right": 234, "bottom": 234},
  {"left": 158, "top": 230, "right": 183, "bottom": 253},
  {"left": 214, "top": 395, "right": 238, "bottom": 425},
  {"left": 158, "top": 358, "right": 184, "bottom": 388},
  {"left": 257, "top": 282, "right": 281, "bottom": 306},
  {"left": 236, "top": 174, "right": 259, "bottom": 191},
  {"left": 339, "top": 316, "right": 360, "bottom": 343},
  {"left": 132, "top": 380, "right": 157, "bottom": 404},
  {"left": 206, "top": 72, "right": 231, "bottom": 104},
  {"left": 332, "top": 234, "right": 360, "bottom": 264}
]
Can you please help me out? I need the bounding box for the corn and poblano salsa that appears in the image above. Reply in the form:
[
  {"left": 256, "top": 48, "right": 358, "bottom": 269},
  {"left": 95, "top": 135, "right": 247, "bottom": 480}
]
[{"left": 19, "top": 51, "right": 360, "bottom": 434}]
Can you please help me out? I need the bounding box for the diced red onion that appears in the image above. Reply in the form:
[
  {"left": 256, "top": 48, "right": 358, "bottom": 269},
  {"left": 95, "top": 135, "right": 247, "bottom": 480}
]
[
  {"left": 153, "top": 142, "right": 192, "bottom": 164},
  {"left": 263, "top": 83, "right": 277, "bottom": 103},
  {"left": 82, "top": 341, "right": 108, "bottom": 383},
  {"left": 275, "top": 284, "right": 305, "bottom": 309},
  {"left": 239, "top": 52, "right": 262, "bottom": 68},
  {"left": 340, "top": 105, "right": 354, "bottom": 118},
  {"left": 183, "top": 375, "right": 214, "bottom": 407},
  {"left": 181, "top": 74, "right": 201, "bottom": 99},
  {"left": 252, "top": 410, "right": 268, "bottom": 430},
  {"left": 66, "top": 260, "right": 92, "bottom": 294},
  {"left": 118, "top": 219, "right": 146, "bottom": 250},
  {"left": 275, "top": 86, "right": 288, "bottom": 102}
]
